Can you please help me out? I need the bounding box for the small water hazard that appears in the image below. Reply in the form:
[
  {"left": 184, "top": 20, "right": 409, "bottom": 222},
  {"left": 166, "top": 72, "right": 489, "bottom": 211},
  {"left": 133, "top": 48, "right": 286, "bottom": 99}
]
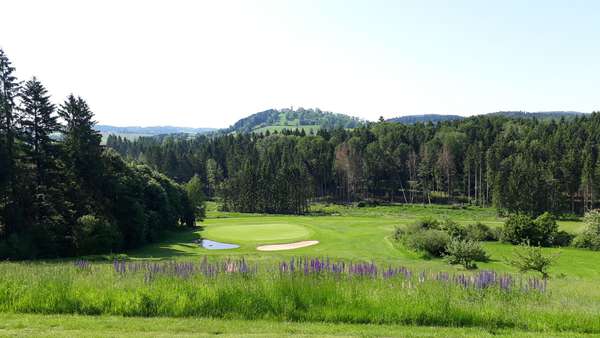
[{"left": 195, "top": 239, "right": 240, "bottom": 250}]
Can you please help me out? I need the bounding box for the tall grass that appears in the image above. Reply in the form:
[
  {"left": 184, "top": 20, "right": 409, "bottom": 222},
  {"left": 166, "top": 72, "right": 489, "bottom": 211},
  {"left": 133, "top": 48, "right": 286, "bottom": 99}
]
[{"left": 0, "top": 259, "right": 598, "bottom": 333}]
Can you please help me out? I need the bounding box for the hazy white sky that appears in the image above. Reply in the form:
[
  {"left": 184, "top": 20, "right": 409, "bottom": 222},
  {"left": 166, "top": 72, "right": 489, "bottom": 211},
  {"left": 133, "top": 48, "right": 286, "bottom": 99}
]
[{"left": 1, "top": 0, "right": 599, "bottom": 127}]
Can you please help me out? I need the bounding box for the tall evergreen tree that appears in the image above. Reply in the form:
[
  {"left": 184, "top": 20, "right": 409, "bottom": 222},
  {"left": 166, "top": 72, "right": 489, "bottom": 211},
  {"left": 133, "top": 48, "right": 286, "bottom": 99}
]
[
  {"left": 58, "top": 95, "right": 103, "bottom": 216},
  {"left": 19, "top": 78, "right": 71, "bottom": 256},
  {"left": 0, "top": 49, "right": 21, "bottom": 237},
  {"left": 20, "top": 77, "right": 59, "bottom": 186}
]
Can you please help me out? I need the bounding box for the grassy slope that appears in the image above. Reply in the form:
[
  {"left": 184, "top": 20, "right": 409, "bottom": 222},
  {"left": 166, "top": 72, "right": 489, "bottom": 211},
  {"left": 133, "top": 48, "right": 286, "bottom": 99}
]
[
  {"left": 251, "top": 124, "right": 322, "bottom": 134},
  {"left": 1, "top": 313, "right": 584, "bottom": 337},
  {"left": 4, "top": 202, "right": 599, "bottom": 337},
  {"left": 131, "top": 202, "right": 596, "bottom": 279},
  {"left": 246, "top": 111, "right": 324, "bottom": 134}
]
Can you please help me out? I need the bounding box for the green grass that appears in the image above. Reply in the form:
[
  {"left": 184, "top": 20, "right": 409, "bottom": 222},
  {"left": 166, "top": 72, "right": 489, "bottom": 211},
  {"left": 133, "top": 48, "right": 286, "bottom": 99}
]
[
  {"left": 133, "top": 202, "right": 594, "bottom": 279},
  {"left": 1, "top": 259, "right": 598, "bottom": 334},
  {"left": 203, "top": 222, "right": 312, "bottom": 244},
  {"left": 251, "top": 124, "right": 322, "bottom": 134},
  {"left": 2, "top": 202, "right": 600, "bottom": 336},
  {"left": 2, "top": 313, "right": 587, "bottom": 337}
]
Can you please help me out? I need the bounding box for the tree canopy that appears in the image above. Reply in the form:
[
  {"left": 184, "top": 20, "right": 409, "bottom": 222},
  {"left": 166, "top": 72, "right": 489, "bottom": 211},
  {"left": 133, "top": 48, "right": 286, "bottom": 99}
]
[{"left": 0, "top": 49, "right": 197, "bottom": 259}]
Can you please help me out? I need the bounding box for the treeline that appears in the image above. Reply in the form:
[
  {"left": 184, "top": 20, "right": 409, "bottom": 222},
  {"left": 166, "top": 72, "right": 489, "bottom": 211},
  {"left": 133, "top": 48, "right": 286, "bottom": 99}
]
[
  {"left": 108, "top": 111, "right": 600, "bottom": 216},
  {"left": 0, "top": 49, "right": 196, "bottom": 259}
]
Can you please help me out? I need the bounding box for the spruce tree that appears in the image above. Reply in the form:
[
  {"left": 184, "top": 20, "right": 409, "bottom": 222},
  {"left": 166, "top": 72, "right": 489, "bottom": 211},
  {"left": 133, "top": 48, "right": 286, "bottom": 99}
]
[
  {"left": 0, "top": 49, "right": 21, "bottom": 237},
  {"left": 58, "top": 95, "right": 102, "bottom": 215},
  {"left": 20, "top": 77, "right": 59, "bottom": 185}
]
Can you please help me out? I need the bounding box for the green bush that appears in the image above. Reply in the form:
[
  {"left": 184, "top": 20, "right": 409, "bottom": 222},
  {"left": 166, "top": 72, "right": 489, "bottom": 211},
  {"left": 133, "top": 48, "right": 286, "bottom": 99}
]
[
  {"left": 393, "top": 226, "right": 405, "bottom": 241},
  {"left": 508, "top": 242, "right": 557, "bottom": 278},
  {"left": 554, "top": 230, "right": 574, "bottom": 247},
  {"left": 502, "top": 212, "right": 558, "bottom": 247},
  {"left": 465, "top": 222, "right": 498, "bottom": 241},
  {"left": 440, "top": 219, "right": 467, "bottom": 239},
  {"left": 444, "top": 238, "right": 488, "bottom": 269},
  {"left": 405, "top": 229, "right": 450, "bottom": 257},
  {"left": 573, "top": 210, "right": 600, "bottom": 250},
  {"left": 74, "top": 215, "right": 122, "bottom": 255},
  {"left": 414, "top": 217, "right": 440, "bottom": 230}
]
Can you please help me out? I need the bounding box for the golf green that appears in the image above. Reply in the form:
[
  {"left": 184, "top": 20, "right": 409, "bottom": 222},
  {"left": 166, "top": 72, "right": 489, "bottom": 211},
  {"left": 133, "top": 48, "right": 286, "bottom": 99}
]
[{"left": 202, "top": 222, "right": 312, "bottom": 244}]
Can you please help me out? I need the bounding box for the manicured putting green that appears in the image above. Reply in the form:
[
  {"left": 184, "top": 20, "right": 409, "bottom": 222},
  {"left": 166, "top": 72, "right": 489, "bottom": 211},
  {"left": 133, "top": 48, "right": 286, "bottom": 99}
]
[{"left": 203, "top": 223, "right": 311, "bottom": 243}]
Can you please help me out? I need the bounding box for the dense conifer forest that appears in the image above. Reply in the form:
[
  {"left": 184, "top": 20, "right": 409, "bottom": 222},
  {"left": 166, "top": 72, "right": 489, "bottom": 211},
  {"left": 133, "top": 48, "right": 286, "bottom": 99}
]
[
  {"left": 0, "top": 49, "right": 197, "bottom": 259},
  {"left": 108, "top": 112, "right": 600, "bottom": 216}
]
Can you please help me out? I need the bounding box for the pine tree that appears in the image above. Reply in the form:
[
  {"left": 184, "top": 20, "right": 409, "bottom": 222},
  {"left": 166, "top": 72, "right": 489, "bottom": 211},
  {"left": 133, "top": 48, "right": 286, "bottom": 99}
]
[
  {"left": 58, "top": 95, "right": 102, "bottom": 216},
  {"left": 20, "top": 77, "right": 59, "bottom": 186},
  {"left": 0, "top": 49, "right": 21, "bottom": 237}
]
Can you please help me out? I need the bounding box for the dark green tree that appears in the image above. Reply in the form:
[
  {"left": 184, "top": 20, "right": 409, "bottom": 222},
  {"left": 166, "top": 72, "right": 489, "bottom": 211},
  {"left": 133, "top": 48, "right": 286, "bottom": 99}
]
[
  {"left": 0, "top": 49, "right": 20, "bottom": 237},
  {"left": 58, "top": 95, "right": 103, "bottom": 216},
  {"left": 186, "top": 174, "right": 206, "bottom": 219}
]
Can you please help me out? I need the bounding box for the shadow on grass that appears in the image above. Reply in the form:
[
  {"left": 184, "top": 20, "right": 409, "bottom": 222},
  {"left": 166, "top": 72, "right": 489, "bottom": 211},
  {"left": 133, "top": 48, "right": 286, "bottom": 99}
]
[{"left": 126, "top": 226, "right": 205, "bottom": 259}]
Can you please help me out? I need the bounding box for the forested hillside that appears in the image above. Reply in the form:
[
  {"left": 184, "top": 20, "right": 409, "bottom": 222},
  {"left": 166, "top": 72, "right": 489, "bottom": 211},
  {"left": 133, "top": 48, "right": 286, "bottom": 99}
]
[
  {"left": 386, "top": 114, "right": 464, "bottom": 124},
  {"left": 108, "top": 113, "right": 600, "bottom": 216},
  {"left": 386, "top": 111, "right": 586, "bottom": 125},
  {"left": 0, "top": 49, "right": 198, "bottom": 259},
  {"left": 226, "top": 108, "right": 364, "bottom": 133},
  {"left": 96, "top": 125, "right": 216, "bottom": 135},
  {"left": 486, "top": 111, "right": 586, "bottom": 120},
  {"left": 97, "top": 125, "right": 216, "bottom": 142}
]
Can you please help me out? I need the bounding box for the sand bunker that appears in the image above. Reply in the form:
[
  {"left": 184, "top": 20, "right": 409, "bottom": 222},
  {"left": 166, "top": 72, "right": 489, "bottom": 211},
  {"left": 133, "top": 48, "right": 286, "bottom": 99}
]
[{"left": 256, "top": 240, "right": 319, "bottom": 251}]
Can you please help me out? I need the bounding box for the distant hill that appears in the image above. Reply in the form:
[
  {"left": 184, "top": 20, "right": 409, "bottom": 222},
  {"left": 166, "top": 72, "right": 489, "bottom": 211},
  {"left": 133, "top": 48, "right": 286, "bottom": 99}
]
[
  {"left": 96, "top": 125, "right": 216, "bottom": 135},
  {"left": 484, "top": 111, "right": 587, "bottom": 120},
  {"left": 386, "top": 114, "right": 464, "bottom": 124},
  {"left": 96, "top": 125, "right": 216, "bottom": 143},
  {"left": 386, "top": 111, "right": 588, "bottom": 125},
  {"left": 226, "top": 108, "right": 365, "bottom": 133}
]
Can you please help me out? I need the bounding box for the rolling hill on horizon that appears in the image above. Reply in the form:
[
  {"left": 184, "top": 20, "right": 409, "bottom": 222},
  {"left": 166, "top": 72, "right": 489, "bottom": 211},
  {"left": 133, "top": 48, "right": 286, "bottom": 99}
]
[
  {"left": 97, "top": 110, "right": 591, "bottom": 141},
  {"left": 96, "top": 125, "right": 217, "bottom": 142},
  {"left": 386, "top": 111, "right": 588, "bottom": 124},
  {"left": 224, "top": 108, "right": 365, "bottom": 134}
]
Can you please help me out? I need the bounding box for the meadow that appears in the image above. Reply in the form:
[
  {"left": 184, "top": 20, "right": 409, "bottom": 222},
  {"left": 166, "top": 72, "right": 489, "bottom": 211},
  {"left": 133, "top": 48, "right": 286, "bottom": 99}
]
[{"left": 2, "top": 202, "right": 600, "bottom": 337}]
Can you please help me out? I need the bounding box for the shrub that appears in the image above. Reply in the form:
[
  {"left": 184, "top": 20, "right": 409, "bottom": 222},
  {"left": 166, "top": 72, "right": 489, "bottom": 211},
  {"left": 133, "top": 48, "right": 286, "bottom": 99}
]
[
  {"left": 508, "top": 242, "right": 557, "bottom": 278},
  {"left": 465, "top": 222, "right": 498, "bottom": 241},
  {"left": 444, "top": 238, "right": 488, "bottom": 269},
  {"left": 414, "top": 217, "right": 440, "bottom": 230},
  {"left": 534, "top": 212, "right": 559, "bottom": 245},
  {"left": 74, "top": 215, "right": 122, "bottom": 255},
  {"left": 573, "top": 210, "right": 600, "bottom": 250},
  {"left": 502, "top": 212, "right": 558, "bottom": 246},
  {"left": 440, "top": 219, "right": 467, "bottom": 239},
  {"left": 502, "top": 214, "right": 533, "bottom": 244},
  {"left": 405, "top": 229, "right": 450, "bottom": 257},
  {"left": 393, "top": 226, "right": 405, "bottom": 241},
  {"left": 554, "top": 230, "right": 574, "bottom": 247}
]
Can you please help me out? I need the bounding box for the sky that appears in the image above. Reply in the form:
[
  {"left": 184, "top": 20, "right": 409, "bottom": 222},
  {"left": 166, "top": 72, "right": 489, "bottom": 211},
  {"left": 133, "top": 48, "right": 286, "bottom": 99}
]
[{"left": 1, "top": 0, "right": 599, "bottom": 128}]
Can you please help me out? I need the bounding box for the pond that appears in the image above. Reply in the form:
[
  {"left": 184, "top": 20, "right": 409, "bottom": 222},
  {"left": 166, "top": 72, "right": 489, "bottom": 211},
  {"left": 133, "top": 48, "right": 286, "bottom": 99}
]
[{"left": 196, "top": 239, "right": 240, "bottom": 250}]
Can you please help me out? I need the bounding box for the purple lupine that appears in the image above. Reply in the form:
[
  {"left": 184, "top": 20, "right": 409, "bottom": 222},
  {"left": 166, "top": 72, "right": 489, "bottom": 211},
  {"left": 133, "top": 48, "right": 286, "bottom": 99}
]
[{"left": 74, "top": 259, "right": 91, "bottom": 270}]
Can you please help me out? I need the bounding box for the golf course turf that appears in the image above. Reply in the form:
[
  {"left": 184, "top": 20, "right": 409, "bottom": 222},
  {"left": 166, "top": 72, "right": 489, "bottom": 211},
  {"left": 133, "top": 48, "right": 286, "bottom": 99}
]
[{"left": 4, "top": 202, "right": 600, "bottom": 337}]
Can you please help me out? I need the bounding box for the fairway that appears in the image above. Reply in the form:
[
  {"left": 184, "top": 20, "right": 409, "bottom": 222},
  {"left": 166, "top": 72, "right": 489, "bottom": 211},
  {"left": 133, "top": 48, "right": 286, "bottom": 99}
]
[{"left": 202, "top": 222, "right": 312, "bottom": 244}]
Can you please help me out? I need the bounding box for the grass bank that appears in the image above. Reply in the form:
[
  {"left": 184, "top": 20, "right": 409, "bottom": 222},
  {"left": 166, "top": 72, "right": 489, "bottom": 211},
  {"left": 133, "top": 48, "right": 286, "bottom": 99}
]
[
  {"left": 0, "top": 259, "right": 598, "bottom": 334},
  {"left": 1, "top": 313, "right": 594, "bottom": 337}
]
